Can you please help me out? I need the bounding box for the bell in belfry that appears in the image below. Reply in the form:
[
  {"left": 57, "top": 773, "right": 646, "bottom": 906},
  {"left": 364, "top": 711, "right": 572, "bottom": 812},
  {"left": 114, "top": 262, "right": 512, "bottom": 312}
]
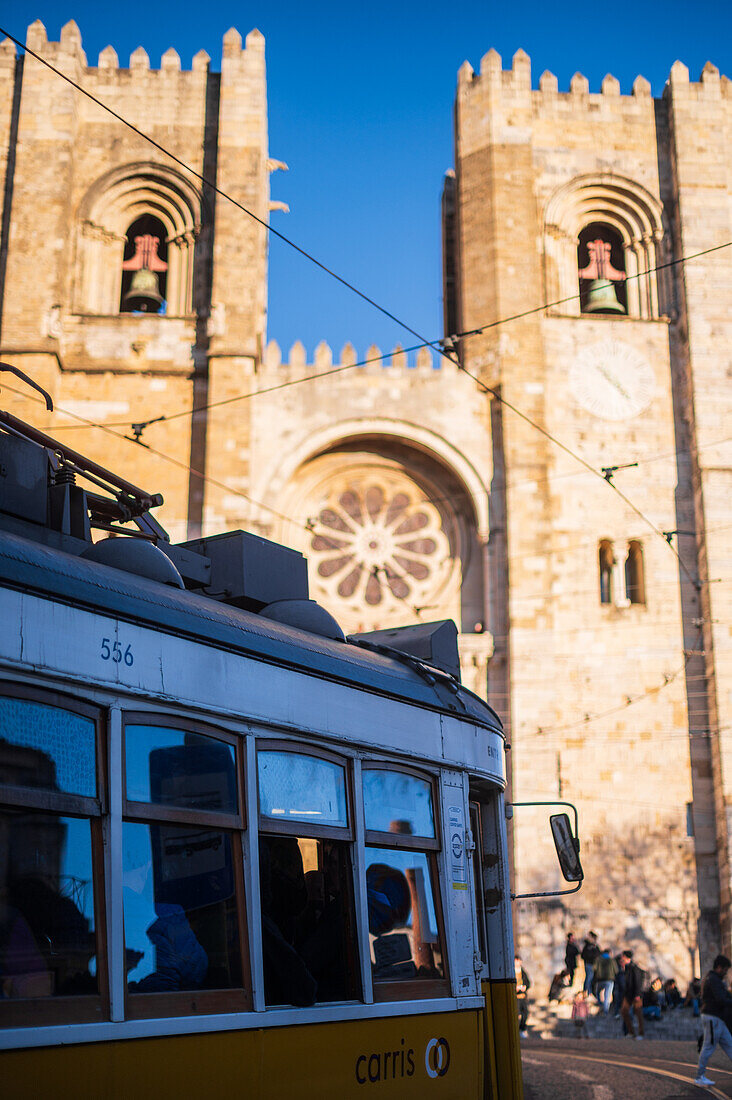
[
  {"left": 123, "top": 267, "right": 164, "bottom": 312},
  {"left": 578, "top": 237, "right": 626, "bottom": 316},
  {"left": 584, "top": 278, "right": 626, "bottom": 315},
  {"left": 121, "top": 233, "right": 168, "bottom": 313}
]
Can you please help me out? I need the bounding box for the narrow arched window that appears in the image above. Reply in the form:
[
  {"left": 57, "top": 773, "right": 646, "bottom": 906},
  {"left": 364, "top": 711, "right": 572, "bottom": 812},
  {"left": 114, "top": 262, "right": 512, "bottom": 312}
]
[
  {"left": 599, "top": 540, "right": 614, "bottom": 605},
  {"left": 625, "top": 540, "right": 645, "bottom": 605},
  {"left": 578, "top": 223, "right": 627, "bottom": 316},
  {"left": 120, "top": 214, "right": 168, "bottom": 314}
]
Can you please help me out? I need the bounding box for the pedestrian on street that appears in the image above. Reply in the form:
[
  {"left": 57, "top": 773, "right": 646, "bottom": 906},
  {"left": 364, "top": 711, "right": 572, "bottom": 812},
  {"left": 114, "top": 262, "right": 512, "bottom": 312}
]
[
  {"left": 572, "top": 990, "right": 590, "bottom": 1038},
  {"left": 548, "top": 968, "right": 571, "bottom": 1003},
  {"left": 695, "top": 953, "right": 732, "bottom": 1088},
  {"left": 685, "top": 976, "right": 702, "bottom": 1016},
  {"left": 515, "top": 955, "right": 531, "bottom": 1037},
  {"left": 612, "top": 951, "right": 628, "bottom": 1021},
  {"left": 581, "top": 931, "right": 600, "bottom": 995},
  {"left": 594, "top": 948, "right": 618, "bottom": 1014},
  {"left": 620, "top": 950, "right": 645, "bottom": 1040},
  {"left": 565, "top": 932, "right": 580, "bottom": 988},
  {"left": 663, "top": 977, "right": 682, "bottom": 1009}
]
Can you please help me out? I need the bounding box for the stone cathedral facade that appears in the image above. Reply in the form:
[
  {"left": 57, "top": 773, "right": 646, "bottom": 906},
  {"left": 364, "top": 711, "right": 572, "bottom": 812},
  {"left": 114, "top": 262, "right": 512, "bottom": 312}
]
[{"left": 1, "top": 21, "right": 731, "bottom": 983}]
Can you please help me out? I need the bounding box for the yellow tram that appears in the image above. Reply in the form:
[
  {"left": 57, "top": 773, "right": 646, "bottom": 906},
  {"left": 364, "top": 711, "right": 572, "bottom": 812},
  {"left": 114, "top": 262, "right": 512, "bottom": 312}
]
[{"left": 0, "top": 403, "right": 580, "bottom": 1097}]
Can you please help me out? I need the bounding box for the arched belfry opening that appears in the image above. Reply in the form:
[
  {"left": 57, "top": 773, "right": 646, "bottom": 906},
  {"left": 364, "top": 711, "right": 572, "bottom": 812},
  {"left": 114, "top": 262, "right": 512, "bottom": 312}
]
[
  {"left": 625, "top": 540, "right": 646, "bottom": 605},
  {"left": 120, "top": 214, "right": 168, "bottom": 314},
  {"left": 599, "top": 540, "right": 614, "bottom": 605},
  {"left": 578, "top": 222, "right": 627, "bottom": 315},
  {"left": 75, "top": 164, "right": 201, "bottom": 316},
  {"left": 543, "top": 175, "right": 668, "bottom": 319}
]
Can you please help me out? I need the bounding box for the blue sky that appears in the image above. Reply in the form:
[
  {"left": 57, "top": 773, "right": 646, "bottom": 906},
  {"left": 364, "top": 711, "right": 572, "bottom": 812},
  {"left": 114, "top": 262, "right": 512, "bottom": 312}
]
[{"left": 8, "top": 2, "right": 731, "bottom": 361}]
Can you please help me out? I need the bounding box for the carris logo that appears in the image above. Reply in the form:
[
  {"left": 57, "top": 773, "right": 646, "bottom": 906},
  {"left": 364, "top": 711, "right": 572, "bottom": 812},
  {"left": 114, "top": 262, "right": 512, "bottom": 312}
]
[
  {"left": 425, "top": 1037, "right": 450, "bottom": 1078},
  {"left": 354, "top": 1036, "right": 451, "bottom": 1083}
]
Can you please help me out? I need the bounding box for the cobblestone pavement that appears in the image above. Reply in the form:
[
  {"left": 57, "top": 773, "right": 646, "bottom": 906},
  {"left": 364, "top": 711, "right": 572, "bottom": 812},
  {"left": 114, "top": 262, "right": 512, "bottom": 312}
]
[{"left": 522, "top": 1037, "right": 732, "bottom": 1098}]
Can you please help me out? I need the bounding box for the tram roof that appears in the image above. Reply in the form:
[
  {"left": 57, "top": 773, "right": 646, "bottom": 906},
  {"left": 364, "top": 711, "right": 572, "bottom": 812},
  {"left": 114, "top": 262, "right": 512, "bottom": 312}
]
[{"left": 0, "top": 530, "right": 503, "bottom": 736}]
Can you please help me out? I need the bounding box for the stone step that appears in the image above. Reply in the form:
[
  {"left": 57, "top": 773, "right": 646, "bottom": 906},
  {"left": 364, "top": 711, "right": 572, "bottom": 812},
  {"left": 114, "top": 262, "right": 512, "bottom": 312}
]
[{"left": 524, "top": 999, "right": 702, "bottom": 1042}]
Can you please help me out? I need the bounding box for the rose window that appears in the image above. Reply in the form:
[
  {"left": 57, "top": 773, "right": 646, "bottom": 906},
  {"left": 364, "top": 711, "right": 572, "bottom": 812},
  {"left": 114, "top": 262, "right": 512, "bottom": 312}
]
[{"left": 307, "top": 472, "right": 454, "bottom": 623}]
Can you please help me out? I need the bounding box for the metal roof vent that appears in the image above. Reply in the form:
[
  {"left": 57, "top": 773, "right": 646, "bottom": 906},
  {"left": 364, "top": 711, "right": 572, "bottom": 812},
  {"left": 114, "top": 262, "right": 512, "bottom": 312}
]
[
  {"left": 82, "top": 537, "right": 185, "bottom": 588},
  {"left": 259, "top": 599, "right": 345, "bottom": 642},
  {"left": 349, "top": 620, "right": 461, "bottom": 680}
]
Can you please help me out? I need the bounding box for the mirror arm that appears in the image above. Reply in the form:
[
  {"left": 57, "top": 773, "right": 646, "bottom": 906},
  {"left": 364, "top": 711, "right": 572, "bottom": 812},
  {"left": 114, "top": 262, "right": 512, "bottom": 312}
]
[
  {"left": 511, "top": 880, "right": 583, "bottom": 901},
  {"left": 507, "top": 799, "right": 579, "bottom": 841},
  {"left": 508, "top": 799, "right": 583, "bottom": 901}
]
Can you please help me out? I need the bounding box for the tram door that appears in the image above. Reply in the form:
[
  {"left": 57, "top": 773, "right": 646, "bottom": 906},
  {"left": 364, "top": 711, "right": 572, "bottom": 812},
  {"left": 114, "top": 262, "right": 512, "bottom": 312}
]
[{"left": 469, "top": 789, "right": 524, "bottom": 1100}]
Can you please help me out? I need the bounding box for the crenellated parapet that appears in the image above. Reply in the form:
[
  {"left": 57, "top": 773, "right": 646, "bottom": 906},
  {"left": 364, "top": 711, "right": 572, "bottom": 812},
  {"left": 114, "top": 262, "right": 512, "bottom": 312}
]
[
  {"left": 16, "top": 19, "right": 266, "bottom": 92},
  {"left": 457, "top": 46, "right": 731, "bottom": 118},
  {"left": 262, "top": 340, "right": 456, "bottom": 376}
]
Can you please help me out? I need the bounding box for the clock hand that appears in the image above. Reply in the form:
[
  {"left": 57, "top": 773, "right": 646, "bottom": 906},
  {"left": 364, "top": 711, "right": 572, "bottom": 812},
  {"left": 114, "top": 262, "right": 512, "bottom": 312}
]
[{"left": 596, "top": 363, "right": 631, "bottom": 399}]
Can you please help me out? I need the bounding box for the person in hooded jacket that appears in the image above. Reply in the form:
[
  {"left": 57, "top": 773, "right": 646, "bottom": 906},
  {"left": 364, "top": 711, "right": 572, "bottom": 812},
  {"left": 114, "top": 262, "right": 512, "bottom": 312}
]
[
  {"left": 695, "top": 954, "right": 732, "bottom": 1088},
  {"left": 594, "top": 948, "right": 618, "bottom": 1014},
  {"left": 581, "top": 931, "right": 600, "bottom": 995},
  {"left": 565, "top": 932, "right": 580, "bottom": 987},
  {"left": 620, "top": 950, "right": 645, "bottom": 1039},
  {"left": 515, "top": 955, "right": 531, "bottom": 1037}
]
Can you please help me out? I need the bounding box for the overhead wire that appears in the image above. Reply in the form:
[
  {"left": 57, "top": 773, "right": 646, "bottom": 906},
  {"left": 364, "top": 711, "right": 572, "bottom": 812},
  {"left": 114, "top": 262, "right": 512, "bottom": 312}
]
[
  {"left": 45, "top": 340, "right": 441, "bottom": 432},
  {"left": 7, "top": 375, "right": 720, "bottom": 720},
  {"left": 455, "top": 356, "right": 701, "bottom": 590},
  {"left": 0, "top": 380, "right": 436, "bottom": 617},
  {"left": 1, "top": 22, "right": 722, "bottom": 601},
  {"left": 0, "top": 26, "right": 447, "bottom": 362},
  {"left": 2, "top": 380, "right": 721, "bottom": 751},
  {"left": 2, "top": 25, "right": 728, "bottom": 746},
  {"left": 4, "top": 22, "right": 728, "bottom": 480}
]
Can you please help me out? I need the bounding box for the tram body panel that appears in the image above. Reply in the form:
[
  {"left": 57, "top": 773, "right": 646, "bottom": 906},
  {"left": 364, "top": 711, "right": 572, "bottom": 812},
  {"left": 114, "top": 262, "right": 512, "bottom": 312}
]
[
  {"left": 0, "top": 570, "right": 504, "bottom": 787},
  {"left": 2, "top": 1010, "right": 483, "bottom": 1098},
  {"left": 481, "top": 980, "right": 524, "bottom": 1100},
  {"left": 0, "top": 497, "right": 523, "bottom": 1096}
]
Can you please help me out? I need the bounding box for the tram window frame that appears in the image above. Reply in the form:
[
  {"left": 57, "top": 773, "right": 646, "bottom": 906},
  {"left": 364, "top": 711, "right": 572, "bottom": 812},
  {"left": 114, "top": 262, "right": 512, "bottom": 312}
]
[
  {"left": 0, "top": 681, "right": 109, "bottom": 1027},
  {"left": 469, "top": 801, "right": 489, "bottom": 965},
  {"left": 362, "top": 762, "right": 450, "bottom": 1002},
  {"left": 121, "top": 712, "right": 251, "bottom": 1019},
  {"left": 256, "top": 741, "right": 361, "bottom": 1006},
  {"left": 257, "top": 741, "right": 354, "bottom": 842}
]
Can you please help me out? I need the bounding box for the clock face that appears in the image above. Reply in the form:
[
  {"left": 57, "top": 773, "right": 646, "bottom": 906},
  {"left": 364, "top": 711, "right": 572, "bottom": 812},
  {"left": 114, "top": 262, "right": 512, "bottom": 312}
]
[{"left": 569, "top": 340, "right": 655, "bottom": 421}]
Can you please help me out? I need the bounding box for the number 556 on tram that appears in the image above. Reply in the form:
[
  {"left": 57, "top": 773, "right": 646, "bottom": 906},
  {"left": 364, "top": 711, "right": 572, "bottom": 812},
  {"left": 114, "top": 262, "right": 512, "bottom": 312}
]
[{"left": 0, "top": 409, "right": 581, "bottom": 1098}]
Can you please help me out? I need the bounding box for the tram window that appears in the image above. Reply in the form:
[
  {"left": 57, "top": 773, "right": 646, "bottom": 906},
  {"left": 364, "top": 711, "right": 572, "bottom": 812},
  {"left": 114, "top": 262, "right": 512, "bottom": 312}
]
[
  {"left": 258, "top": 750, "right": 347, "bottom": 828},
  {"left": 0, "top": 686, "right": 105, "bottom": 1026},
  {"left": 257, "top": 745, "right": 359, "bottom": 1007},
  {"left": 259, "top": 834, "right": 358, "bottom": 1006},
  {"left": 362, "top": 766, "right": 448, "bottom": 999},
  {"left": 123, "top": 822, "right": 242, "bottom": 994},
  {"left": 122, "top": 716, "right": 249, "bottom": 1017},
  {"left": 125, "top": 724, "right": 237, "bottom": 814},
  {"left": 0, "top": 810, "right": 98, "bottom": 1000},
  {"left": 363, "top": 769, "right": 435, "bottom": 838},
  {"left": 0, "top": 695, "right": 97, "bottom": 797},
  {"left": 365, "top": 848, "right": 445, "bottom": 987}
]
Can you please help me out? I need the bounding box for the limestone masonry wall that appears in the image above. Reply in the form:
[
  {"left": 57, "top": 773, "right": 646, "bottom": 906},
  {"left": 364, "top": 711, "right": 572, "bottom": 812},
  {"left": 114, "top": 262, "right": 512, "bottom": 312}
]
[
  {"left": 1, "top": 21, "right": 731, "bottom": 993},
  {"left": 452, "top": 47, "right": 732, "bottom": 985}
]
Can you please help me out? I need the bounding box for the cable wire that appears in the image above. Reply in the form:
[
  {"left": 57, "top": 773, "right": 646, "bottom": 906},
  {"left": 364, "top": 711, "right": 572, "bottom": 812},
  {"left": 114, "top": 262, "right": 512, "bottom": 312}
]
[
  {"left": 1, "top": 25, "right": 727, "bottom": 733},
  {"left": 0, "top": 25, "right": 448, "bottom": 362}
]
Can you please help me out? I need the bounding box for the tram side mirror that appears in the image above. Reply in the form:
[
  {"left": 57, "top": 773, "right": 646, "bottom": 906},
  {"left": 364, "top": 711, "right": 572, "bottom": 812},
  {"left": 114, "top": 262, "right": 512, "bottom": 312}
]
[{"left": 550, "top": 813, "right": 584, "bottom": 883}]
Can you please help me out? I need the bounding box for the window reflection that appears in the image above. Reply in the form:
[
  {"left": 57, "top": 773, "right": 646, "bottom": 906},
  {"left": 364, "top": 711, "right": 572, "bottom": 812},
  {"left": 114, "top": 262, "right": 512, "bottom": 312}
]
[
  {"left": 259, "top": 835, "right": 357, "bottom": 1006},
  {"left": 0, "top": 810, "right": 97, "bottom": 999},
  {"left": 363, "top": 769, "right": 435, "bottom": 837},
  {"left": 125, "top": 726, "right": 237, "bottom": 814},
  {"left": 258, "top": 752, "right": 347, "bottom": 827},
  {"left": 366, "top": 847, "right": 443, "bottom": 983},
  {"left": 123, "top": 822, "right": 241, "bottom": 993},
  {"left": 0, "top": 697, "right": 96, "bottom": 797}
]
